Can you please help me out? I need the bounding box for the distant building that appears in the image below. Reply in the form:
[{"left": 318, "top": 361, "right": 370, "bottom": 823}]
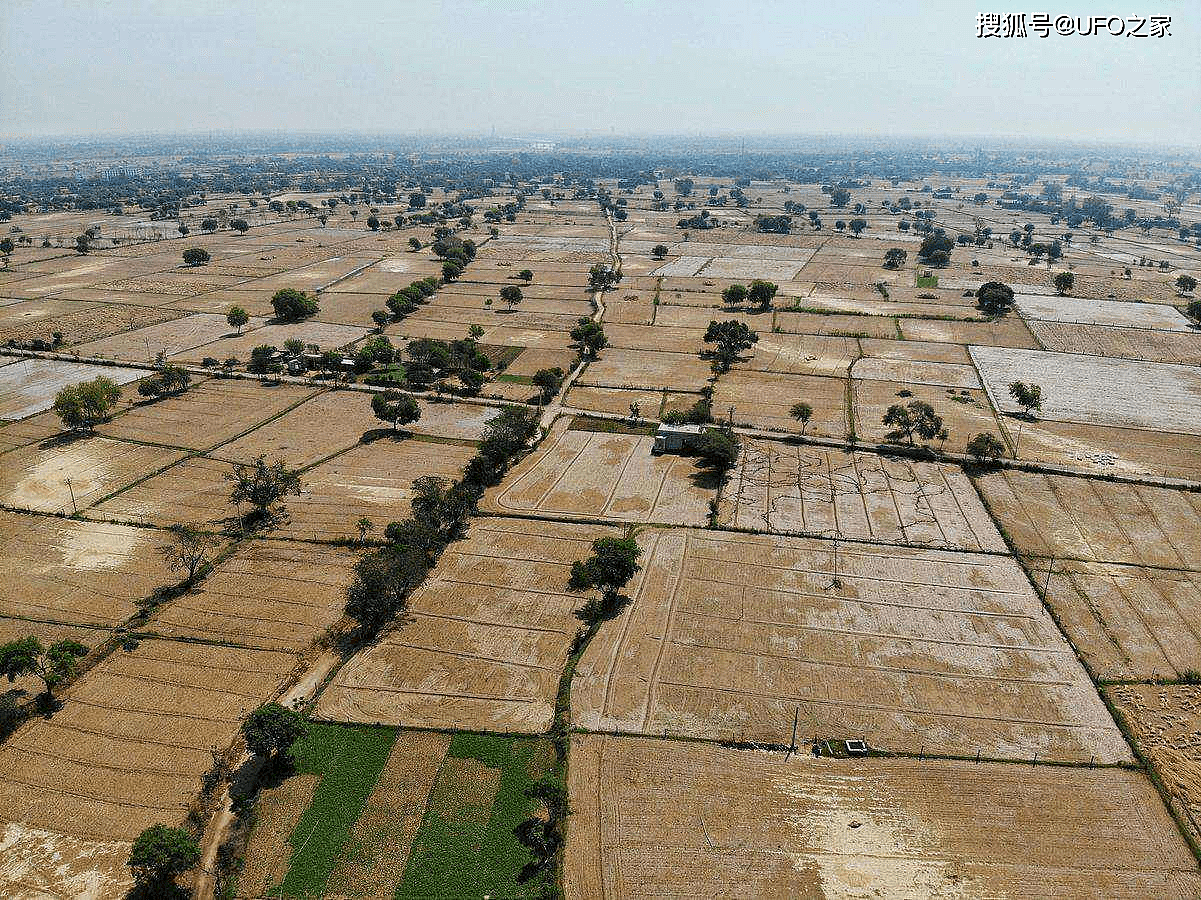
[{"left": 530, "top": 141, "right": 556, "bottom": 151}]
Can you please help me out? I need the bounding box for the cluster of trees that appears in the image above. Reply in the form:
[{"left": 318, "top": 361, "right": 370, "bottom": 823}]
[
  {"left": 752, "top": 214, "right": 791, "bottom": 234},
  {"left": 430, "top": 231, "right": 477, "bottom": 280},
  {"left": 883, "top": 248, "right": 907, "bottom": 269},
  {"left": 385, "top": 276, "right": 441, "bottom": 322},
  {"left": 917, "top": 232, "right": 953, "bottom": 267},
  {"left": 136, "top": 365, "right": 191, "bottom": 400},
  {"left": 343, "top": 406, "right": 539, "bottom": 640},
  {"left": 976, "top": 281, "right": 1014, "bottom": 316},
  {"left": 721, "top": 280, "right": 777, "bottom": 310},
  {"left": 588, "top": 263, "right": 621, "bottom": 292},
  {"left": 181, "top": 247, "right": 210, "bottom": 267},
  {"left": 570, "top": 318, "right": 607, "bottom": 356}
]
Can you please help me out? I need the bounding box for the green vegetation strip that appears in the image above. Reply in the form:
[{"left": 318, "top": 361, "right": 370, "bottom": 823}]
[
  {"left": 276, "top": 722, "right": 398, "bottom": 897},
  {"left": 398, "top": 732, "right": 553, "bottom": 898},
  {"left": 916, "top": 273, "right": 938, "bottom": 288}
]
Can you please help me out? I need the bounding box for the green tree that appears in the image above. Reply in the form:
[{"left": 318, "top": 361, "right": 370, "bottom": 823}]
[
  {"left": 1054, "top": 271, "right": 1074, "bottom": 295},
  {"left": 917, "top": 233, "right": 953, "bottom": 266},
  {"left": 966, "top": 432, "right": 1006, "bottom": 465},
  {"left": 371, "top": 309, "right": 391, "bottom": 332},
  {"left": 128, "top": 825, "right": 200, "bottom": 891},
  {"left": 830, "top": 187, "right": 851, "bottom": 207},
  {"left": 848, "top": 218, "right": 868, "bottom": 236},
  {"left": 157, "top": 524, "right": 221, "bottom": 585},
  {"left": 225, "top": 455, "right": 301, "bottom": 522},
  {"left": 1177, "top": 274, "right": 1198, "bottom": 295},
  {"left": 790, "top": 401, "right": 813, "bottom": 434},
  {"left": 588, "top": 263, "right": 621, "bottom": 292},
  {"left": 652, "top": 244, "right": 669, "bottom": 260},
  {"left": 568, "top": 536, "right": 643, "bottom": 625},
  {"left": 695, "top": 427, "right": 739, "bottom": 472},
  {"left": 532, "top": 367, "right": 565, "bottom": 403},
  {"left": 702, "top": 319, "right": 758, "bottom": 373},
  {"left": 230, "top": 218, "right": 249, "bottom": 234},
  {"left": 500, "top": 285, "right": 524, "bottom": 310},
  {"left": 226, "top": 305, "right": 250, "bottom": 334},
  {"left": 721, "top": 284, "right": 748, "bottom": 306},
  {"left": 1188, "top": 299, "right": 1201, "bottom": 323},
  {"left": 442, "top": 260, "right": 463, "bottom": 281},
  {"left": 270, "top": 288, "right": 318, "bottom": 322},
  {"left": 0, "top": 237, "right": 13, "bottom": 268},
  {"left": 52, "top": 377, "right": 121, "bottom": 431},
  {"left": 0, "top": 636, "right": 88, "bottom": 701},
  {"left": 747, "top": 280, "right": 778, "bottom": 310},
  {"left": 200, "top": 218, "right": 218, "bottom": 233},
  {"left": 882, "top": 400, "right": 945, "bottom": 445},
  {"left": 371, "top": 389, "right": 421, "bottom": 431},
  {"left": 570, "top": 318, "right": 607, "bottom": 356},
  {"left": 1008, "top": 381, "right": 1043, "bottom": 418},
  {"left": 74, "top": 233, "right": 91, "bottom": 254},
  {"left": 518, "top": 269, "right": 534, "bottom": 282},
  {"left": 883, "top": 248, "right": 907, "bottom": 269},
  {"left": 409, "top": 237, "right": 423, "bottom": 251},
  {"left": 241, "top": 702, "right": 306, "bottom": 762},
  {"left": 975, "top": 281, "right": 1015, "bottom": 315},
  {"left": 344, "top": 545, "right": 428, "bottom": 637}
]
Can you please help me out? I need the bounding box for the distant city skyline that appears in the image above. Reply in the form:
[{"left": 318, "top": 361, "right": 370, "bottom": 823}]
[{"left": 2, "top": 0, "right": 1197, "bottom": 146}]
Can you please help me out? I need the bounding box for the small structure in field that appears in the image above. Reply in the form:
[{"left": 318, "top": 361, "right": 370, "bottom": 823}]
[{"left": 653, "top": 423, "right": 704, "bottom": 454}]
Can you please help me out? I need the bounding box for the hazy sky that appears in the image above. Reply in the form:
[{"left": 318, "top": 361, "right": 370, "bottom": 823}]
[{"left": 2, "top": 0, "right": 1198, "bottom": 146}]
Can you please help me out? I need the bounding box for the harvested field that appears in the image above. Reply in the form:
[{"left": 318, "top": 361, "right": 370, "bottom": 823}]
[
  {"left": 72, "top": 313, "right": 238, "bottom": 362},
  {"left": 0, "top": 511, "right": 175, "bottom": 626},
  {"left": 0, "top": 822, "right": 132, "bottom": 900},
  {"left": 858, "top": 336, "right": 970, "bottom": 364},
  {"left": 1029, "top": 321, "right": 1201, "bottom": 365},
  {"left": 565, "top": 734, "right": 1199, "bottom": 899},
  {"left": 0, "top": 639, "right": 295, "bottom": 841},
  {"left": 1015, "top": 293, "right": 1195, "bottom": 330},
  {"left": 1037, "top": 559, "right": 1201, "bottom": 680},
  {"left": 563, "top": 386, "right": 682, "bottom": 419},
  {"left": 0, "top": 435, "right": 184, "bottom": 514},
  {"left": 712, "top": 370, "right": 847, "bottom": 436},
  {"left": 719, "top": 439, "right": 1004, "bottom": 551},
  {"left": 774, "top": 310, "right": 898, "bottom": 339},
  {"left": 172, "top": 320, "right": 368, "bottom": 363},
  {"left": 601, "top": 323, "right": 704, "bottom": 354},
  {"left": 236, "top": 774, "right": 321, "bottom": 898},
  {"left": 970, "top": 345, "right": 1201, "bottom": 435},
  {"left": 501, "top": 347, "right": 579, "bottom": 377},
  {"left": 483, "top": 419, "right": 714, "bottom": 525},
  {"left": 0, "top": 299, "right": 183, "bottom": 347},
  {"left": 975, "top": 469, "right": 1201, "bottom": 568},
  {"left": 852, "top": 356, "right": 981, "bottom": 389},
  {"left": 572, "top": 528, "right": 1127, "bottom": 762},
  {"left": 1107, "top": 684, "right": 1201, "bottom": 847},
  {"left": 900, "top": 316, "right": 1038, "bottom": 347},
  {"left": 1004, "top": 417, "right": 1201, "bottom": 480},
  {"left": 737, "top": 332, "right": 855, "bottom": 376},
  {"left": 99, "top": 380, "right": 315, "bottom": 450},
  {"left": 149, "top": 539, "right": 356, "bottom": 652},
  {"left": 88, "top": 454, "right": 236, "bottom": 528},
  {"left": 318, "top": 516, "right": 625, "bottom": 733},
  {"left": 852, "top": 380, "right": 1001, "bottom": 453},
  {"left": 0, "top": 358, "right": 144, "bottom": 421},
  {"left": 576, "top": 347, "right": 711, "bottom": 392},
  {"left": 272, "top": 437, "right": 475, "bottom": 542}
]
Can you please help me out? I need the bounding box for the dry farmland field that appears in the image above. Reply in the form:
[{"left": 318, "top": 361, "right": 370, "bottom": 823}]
[
  {"left": 482, "top": 419, "right": 714, "bottom": 525},
  {"left": 718, "top": 438, "right": 1005, "bottom": 551},
  {"left": 318, "top": 516, "right": 628, "bottom": 733},
  {"left": 571, "top": 527, "right": 1127, "bottom": 762},
  {"left": 565, "top": 734, "right": 1201, "bottom": 899}
]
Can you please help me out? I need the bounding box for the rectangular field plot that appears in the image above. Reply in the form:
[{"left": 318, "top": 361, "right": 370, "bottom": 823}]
[
  {"left": 565, "top": 735, "right": 1199, "bottom": 900},
  {"left": 712, "top": 370, "right": 847, "bottom": 436},
  {"left": 1107, "top": 683, "right": 1201, "bottom": 850},
  {"left": 852, "top": 380, "right": 1000, "bottom": 454},
  {"left": 98, "top": 380, "right": 316, "bottom": 450},
  {"left": 976, "top": 469, "right": 1201, "bottom": 569},
  {"left": 970, "top": 345, "right": 1201, "bottom": 435},
  {"left": 1029, "top": 321, "right": 1201, "bottom": 365},
  {"left": 572, "top": 528, "right": 1128, "bottom": 762},
  {"left": 72, "top": 313, "right": 238, "bottom": 362},
  {"left": 0, "top": 639, "right": 295, "bottom": 841},
  {"left": 483, "top": 420, "right": 714, "bottom": 525},
  {"left": 1015, "top": 293, "right": 1196, "bottom": 330},
  {"left": 1040, "top": 560, "right": 1201, "bottom": 680},
  {"left": 1003, "top": 417, "right": 1201, "bottom": 481},
  {"left": 738, "top": 332, "right": 855, "bottom": 377},
  {"left": 576, "top": 348, "right": 711, "bottom": 392},
  {"left": 0, "top": 358, "right": 144, "bottom": 421},
  {"left": 0, "top": 435, "right": 184, "bottom": 514},
  {"left": 148, "top": 539, "right": 357, "bottom": 652},
  {"left": 88, "top": 455, "right": 236, "bottom": 528},
  {"left": 273, "top": 438, "right": 476, "bottom": 542},
  {"left": 172, "top": 320, "right": 368, "bottom": 363},
  {"left": 0, "top": 298, "right": 183, "bottom": 347},
  {"left": 0, "top": 512, "right": 176, "bottom": 626},
  {"left": 852, "top": 356, "right": 982, "bottom": 389},
  {"left": 719, "top": 439, "right": 1004, "bottom": 551},
  {"left": 317, "top": 517, "right": 626, "bottom": 733}
]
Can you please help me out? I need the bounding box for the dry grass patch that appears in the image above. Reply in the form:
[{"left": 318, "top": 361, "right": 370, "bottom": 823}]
[{"left": 712, "top": 370, "right": 847, "bottom": 436}]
